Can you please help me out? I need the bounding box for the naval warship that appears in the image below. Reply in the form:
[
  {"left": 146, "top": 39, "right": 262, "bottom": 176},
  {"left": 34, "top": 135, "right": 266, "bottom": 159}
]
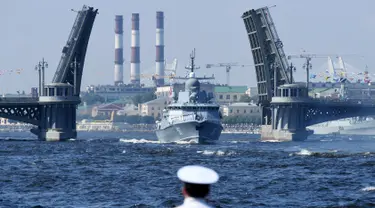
[
  {"left": 155, "top": 49, "right": 223, "bottom": 144},
  {"left": 308, "top": 117, "right": 375, "bottom": 135}
]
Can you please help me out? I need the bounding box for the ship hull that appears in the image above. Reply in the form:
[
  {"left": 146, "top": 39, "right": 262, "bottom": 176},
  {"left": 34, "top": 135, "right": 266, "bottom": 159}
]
[{"left": 156, "top": 120, "right": 222, "bottom": 144}]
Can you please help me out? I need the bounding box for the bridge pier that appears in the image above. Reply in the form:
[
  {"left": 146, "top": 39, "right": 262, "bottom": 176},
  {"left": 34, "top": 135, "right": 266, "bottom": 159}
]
[
  {"left": 261, "top": 84, "right": 313, "bottom": 141},
  {"left": 31, "top": 83, "right": 80, "bottom": 141}
]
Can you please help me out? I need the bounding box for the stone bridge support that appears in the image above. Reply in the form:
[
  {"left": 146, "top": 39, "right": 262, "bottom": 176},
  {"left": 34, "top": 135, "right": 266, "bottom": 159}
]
[
  {"left": 31, "top": 83, "right": 79, "bottom": 141},
  {"left": 261, "top": 84, "right": 312, "bottom": 141},
  {"left": 268, "top": 103, "right": 310, "bottom": 141}
]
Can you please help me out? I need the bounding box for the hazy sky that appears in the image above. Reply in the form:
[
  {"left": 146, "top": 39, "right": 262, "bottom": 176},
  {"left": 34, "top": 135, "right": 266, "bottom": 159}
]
[{"left": 1, "top": 0, "right": 374, "bottom": 93}]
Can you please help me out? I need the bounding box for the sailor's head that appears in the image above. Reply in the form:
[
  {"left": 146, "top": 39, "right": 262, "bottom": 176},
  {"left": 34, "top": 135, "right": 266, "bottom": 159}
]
[{"left": 177, "top": 165, "right": 219, "bottom": 198}]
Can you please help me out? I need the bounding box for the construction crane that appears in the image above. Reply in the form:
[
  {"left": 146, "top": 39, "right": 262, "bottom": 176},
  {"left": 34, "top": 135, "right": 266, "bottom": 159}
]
[
  {"left": 140, "top": 73, "right": 176, "bottom": 87},
  {"left": 140, "top": 74, "right": 175, "bottom": 80},
  {"left": 287, "top": 53, "right": 362, "bottom": 88},
  {"left": 165, "top": 58, "right": 178, "bottom": 76},
  {"left": 205, "top": 63, "right": 254, "bottom": 86}
]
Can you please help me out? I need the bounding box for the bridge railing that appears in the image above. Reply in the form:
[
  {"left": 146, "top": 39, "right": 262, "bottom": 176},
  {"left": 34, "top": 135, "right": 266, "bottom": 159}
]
[
  {"left": 313, "top": 97, "right": 375, "bottom": 106},
  {"left": 0, "top": 97, "right": 39, "bottom": 103}
]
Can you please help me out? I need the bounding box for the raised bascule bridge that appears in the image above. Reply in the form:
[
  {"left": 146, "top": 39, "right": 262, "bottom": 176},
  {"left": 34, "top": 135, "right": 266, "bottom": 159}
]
[
  {"left": 241, "top": 6, "right": 375, "bottom": 141},
  {"left": 0, "top": 5, "right": 98, "bottom": 141}
]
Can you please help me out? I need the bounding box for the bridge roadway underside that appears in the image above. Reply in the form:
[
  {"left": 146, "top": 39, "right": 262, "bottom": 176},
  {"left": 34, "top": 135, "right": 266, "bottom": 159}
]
[
  {"left": 0, "top": 98, "right": 40, "bottom": 125},
  {"left": 0, "top": 97, "right": 79, "bottom": 141},
  {"left": 305, "top": 101, "right": 375, "bottom": 126}
]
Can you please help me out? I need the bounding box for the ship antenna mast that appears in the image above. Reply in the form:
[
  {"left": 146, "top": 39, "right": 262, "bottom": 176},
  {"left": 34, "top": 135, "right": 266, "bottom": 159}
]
[
  {"left": 190, "top": 48, "right": 195, "bottom": 73},
  {"left": 185, "top": 48, "right": 200, "bottom": 73}
]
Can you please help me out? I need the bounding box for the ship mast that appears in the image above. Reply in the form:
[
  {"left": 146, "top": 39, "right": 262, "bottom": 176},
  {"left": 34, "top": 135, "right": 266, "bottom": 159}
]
[
  {"left": 173, "top": 49, "right": 214, "bottom": 80},
  {"left": 185, "top": 48, "right": 200, "bottom": 73}
]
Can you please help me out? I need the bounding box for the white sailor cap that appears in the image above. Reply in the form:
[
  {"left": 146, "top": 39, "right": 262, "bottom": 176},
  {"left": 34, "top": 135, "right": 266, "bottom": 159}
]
[{"left": 177, "top": 165, "right": 219, "bottom": 185}]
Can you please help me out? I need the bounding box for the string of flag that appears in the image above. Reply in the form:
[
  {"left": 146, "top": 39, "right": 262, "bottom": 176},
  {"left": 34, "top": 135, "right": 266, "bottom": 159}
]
[
  {"left": 0, "top": 68, "right": 23, "bottom": 75},
  {"left": 309, "top": 69, "right": 373, "bottom": 84}
]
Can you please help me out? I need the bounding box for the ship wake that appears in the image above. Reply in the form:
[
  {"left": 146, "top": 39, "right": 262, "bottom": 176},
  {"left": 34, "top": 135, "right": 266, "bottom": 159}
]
[
  {"left": 119, "top": 138, "right": 160, "bottom": 144},
  {"left": 197, "top": 150, "right": 236, "bottom": 156},
  {"left": 289, "top": 148, "right": 375, "bottom": 158},
  {"left": 119, "top": 138, "right": 198, "bottom": 145}
]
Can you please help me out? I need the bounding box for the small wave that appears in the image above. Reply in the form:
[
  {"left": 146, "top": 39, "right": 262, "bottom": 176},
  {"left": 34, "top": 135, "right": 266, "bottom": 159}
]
[
  {"left": 290, "top": 149, "right": 334, "bottom": 156},
  {"left": 295, "top": 149, "right": 312, "bottom": 156},
  {"left": 119, "top": 138, "right": 200, "bottom": 145},
  {"left": 290, "top": 149, "right": 337, "bottom": 156},
  {"left": 0, "top": 137, "right": 37, "bottom": 141},
  {"left": 261, "top": 140, "right": 281, "bottom": 143},
  {"left": 197, "top": 150, "right": 236, "bottom": 156},
  {"left": 320, "top": 139, "right": 333, "bottom": 142},
  {"left": 290, "top": 149, "right": 374, "bottom": 158},
  {"left": 128, "top": 203, "right": 153, "bottom": 208},
  {"left": 119, "top": 138, "right": 159, "bottom": 144},
  {"left": 173, "top": 139, "right": 198, "bottom": 144},
  {"left": 230, "top": 140, "right": 252, "bottom": 144},
  {"left": 361, "top": 186, "right": 375, "bottom": 191}
]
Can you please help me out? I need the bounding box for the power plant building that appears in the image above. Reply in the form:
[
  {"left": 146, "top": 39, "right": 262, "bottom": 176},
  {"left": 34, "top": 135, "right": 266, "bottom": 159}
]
[
  {"left": 88, "top": 13, "right": 172, "bottom": 101},
  {"left": 86, "top": 85, "right": 154, "bottom": 102},
  {"left": 88, "top": 12, "right": 211, "bottom": 103}
]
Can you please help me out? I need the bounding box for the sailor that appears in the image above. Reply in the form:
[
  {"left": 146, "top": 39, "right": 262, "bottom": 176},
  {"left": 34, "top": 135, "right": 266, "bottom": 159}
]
[{"left": 175, "top": 165, "right": 219, "bottom": 208}]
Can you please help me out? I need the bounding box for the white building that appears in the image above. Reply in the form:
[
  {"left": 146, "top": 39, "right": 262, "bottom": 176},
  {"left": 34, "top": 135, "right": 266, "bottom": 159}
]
[
  {"left": 246, "top": 87, "right": 258, "bottom": 97},
  {"left": 139, "top": 97, "right": 168, "bottom": 119}
]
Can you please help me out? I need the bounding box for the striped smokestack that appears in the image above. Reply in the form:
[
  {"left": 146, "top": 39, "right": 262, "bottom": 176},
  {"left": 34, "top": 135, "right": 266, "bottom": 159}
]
[
  {"left": 155, "top": 11, "right": 165, "bottom": 86},
  {"left": 114, "top": 15, "right": 124, "bottom": 85},
  {"left": 131, "top": 13, "right": 140, "bottom": 86}
]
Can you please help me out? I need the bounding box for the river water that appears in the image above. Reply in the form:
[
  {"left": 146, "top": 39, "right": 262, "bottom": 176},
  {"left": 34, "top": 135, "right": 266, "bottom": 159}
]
[{"left": 0, "top": 132, "right": 374, "bottom": 207}]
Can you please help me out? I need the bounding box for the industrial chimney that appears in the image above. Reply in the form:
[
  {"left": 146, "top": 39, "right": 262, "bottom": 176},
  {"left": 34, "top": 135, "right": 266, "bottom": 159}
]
[
  {"left": 155, "top": 11, "right": 165, "bottom": 86},
  {"left": 114, "top": 15, "right": 124, "bottom": 85},
  {"left": 131, "top": 13, "right": 140, "bottom": 86}
]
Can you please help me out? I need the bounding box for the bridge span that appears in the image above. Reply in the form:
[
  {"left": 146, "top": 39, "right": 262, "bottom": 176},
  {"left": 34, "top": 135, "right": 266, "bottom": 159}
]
[
  {"left": 242, "top": 7, "right": 375, "bottom": 141},
  {"left": 0, "top": 5, "right": 98, "bottom": 141}
]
